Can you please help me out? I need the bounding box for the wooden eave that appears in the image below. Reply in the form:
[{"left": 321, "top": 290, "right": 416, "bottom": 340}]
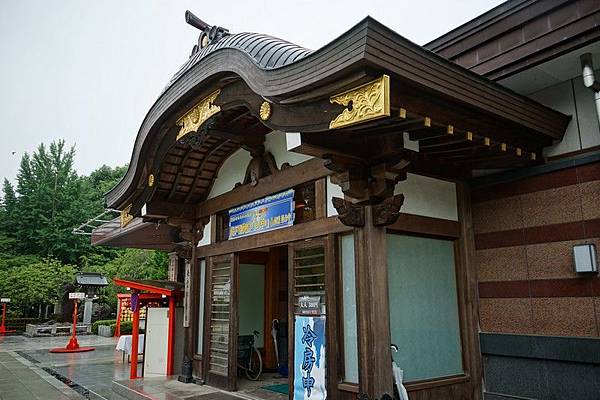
[
  {"left": 91, "top": 217, "right": 179, "bottom": 251},
  {"left": 425, "top": 0, "right": 600, "bottom": 80},
  {"left": 104, "top": 16, "right": 570, "bottom": 216}
]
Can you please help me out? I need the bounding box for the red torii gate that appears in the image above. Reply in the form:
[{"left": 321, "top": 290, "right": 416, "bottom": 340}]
[{"left": 113, "top": 278, "right": 183, "bottom": 379}]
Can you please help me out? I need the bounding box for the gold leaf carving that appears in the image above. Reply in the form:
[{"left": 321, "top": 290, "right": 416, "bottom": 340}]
[
  {"left": 176, "top": 89, "right": 221, "bottom": 141},
  {"left": 259, "top": 101, "right": 272, "bottom": 121},
  {"left": 329, "top": 75, "right": 390, "bottom": 129},
  {"left": 120, "top": 204, "right": 133, "bottom": 228},
  {"left": 148, "top": 174, "right": 155, "bottom": 187}
]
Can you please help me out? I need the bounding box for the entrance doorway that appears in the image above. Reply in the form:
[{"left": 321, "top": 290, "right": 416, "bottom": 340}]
[{"left": 237, "top": 246, "right": 289, "bottom": 398}]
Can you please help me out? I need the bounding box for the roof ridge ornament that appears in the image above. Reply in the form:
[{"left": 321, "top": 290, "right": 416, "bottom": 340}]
[{"left": 185, "top": 10, "right": 230, "bottom": 57}]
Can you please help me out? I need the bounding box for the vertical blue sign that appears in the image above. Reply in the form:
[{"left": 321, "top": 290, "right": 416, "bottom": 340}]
[
  {"left": 294, "top": 316, "right": 326, "bottom": 400},
  {"left": 228, "top": 189, "right": 295, "bottom": 239}
]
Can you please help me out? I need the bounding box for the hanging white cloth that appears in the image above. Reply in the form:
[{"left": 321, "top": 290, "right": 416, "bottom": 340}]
[{"left": 392, "top": 360, "right": 409, "bottom": 400}]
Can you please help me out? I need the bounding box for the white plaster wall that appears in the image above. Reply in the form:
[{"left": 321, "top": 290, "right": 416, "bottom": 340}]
[
  {"left": 326, "top": 176, "right": 344, "bottom": 217},
  {"left": 197, "top": 220, "right": 211, "bottom": 247},
  {"left": 206, "top": 131, "right": 314, "bottom": 200},
  {"left": 394, "top": 173, "right": 458, "bottom": 221},
  {"left": 327, "top": 173, "right": 458, "bottom": 221},
  {"left": 264, "top": 131, "right": 312, "bottom": 168},
  {"left": 206, "top": 148, "right": 251, "bottom": 199}
]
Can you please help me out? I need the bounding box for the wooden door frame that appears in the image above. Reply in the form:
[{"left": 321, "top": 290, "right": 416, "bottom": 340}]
[
  {"left": 202, "top": 253, "right": 239, "bottom": 391},
  {"left": 288, "top": 237, "right": 337, "bottom": 400}
]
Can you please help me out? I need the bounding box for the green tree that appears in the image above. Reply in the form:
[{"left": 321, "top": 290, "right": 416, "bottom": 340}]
[
  {"left": 0, "top": 258, "right": 76, "bottom": 307},
  {"left": 90, "top": 249, "right": 169, "bottom": 308},
  {"left": 1, "top": 141, "right": 128, "bottom": 265}
]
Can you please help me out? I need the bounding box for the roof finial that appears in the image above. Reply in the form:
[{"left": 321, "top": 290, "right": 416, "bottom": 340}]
[{"left": 185, "top": 10, "right": 230, "bottom": 57}]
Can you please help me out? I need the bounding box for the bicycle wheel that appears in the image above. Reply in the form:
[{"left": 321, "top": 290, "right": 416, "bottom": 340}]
[{"left": 245, "top": 348, "right": 263, "bottom": 381}]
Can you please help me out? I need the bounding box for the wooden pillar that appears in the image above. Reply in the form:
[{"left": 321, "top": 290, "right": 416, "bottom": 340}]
[
  {"left": 457, "top": 182, "right": 484, "bottom": 400},
  {"left": 172, "top": 219, "right": 205, "bottom": 383},
  {"left": 328, "top": 157, "right": 408, "bottom": 400},
  {"left": 354, "top": 205, "right": 393, "bottom": 398}
]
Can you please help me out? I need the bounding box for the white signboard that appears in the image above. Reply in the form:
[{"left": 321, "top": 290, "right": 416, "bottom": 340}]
[
  {"left": 183, "top": 260, "right": 191, "bottom": 328},
  {"left": 0, "top": 298, "right": 10, "bottom": 303},
  {"left": 69, "top": 292, "right": 85, "bottom": 300}
]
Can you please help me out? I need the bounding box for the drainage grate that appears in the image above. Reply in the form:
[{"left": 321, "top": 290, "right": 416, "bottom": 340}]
[
  {"left": 16, "top": 351, "right": 40, "bottom": 364},
  {"left": 41, "top": 367, "right": 91, "bottom": 399}
]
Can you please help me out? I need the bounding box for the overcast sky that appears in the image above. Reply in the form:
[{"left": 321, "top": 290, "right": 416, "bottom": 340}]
[{"left": 0, "top": 0, "right": 504, "bottom": 183}]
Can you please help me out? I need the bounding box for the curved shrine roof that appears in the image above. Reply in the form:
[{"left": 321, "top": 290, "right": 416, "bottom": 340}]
[
  {"left": 164, "top": 32, "right": 313, "bottom": 92},
  {"left": 100, "top": 16, "right": 571, "bottom": 214}
]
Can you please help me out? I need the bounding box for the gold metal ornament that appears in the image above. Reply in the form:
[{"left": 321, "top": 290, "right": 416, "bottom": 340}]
[
  {"left": 259, "top": 101, "right": 272, "bottom": 121},
  {"left": 329, "top": 75, "right": 390, "bottom": 129},
  {"left": 176, "top": 89, "right": 221, "bottom": 141},
  {"left": 148, "top": 174, "right": 155, "bottom": 187},
  {"left": 120, "top": 204, "right": 134, "bottom": 228}
]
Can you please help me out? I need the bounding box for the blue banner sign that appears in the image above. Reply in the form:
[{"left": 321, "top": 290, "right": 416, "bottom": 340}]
[
  {"left": 228, "top": 189, "right": 295, "bottom": 240},
  {"left": 294, "top": 316, "right": 326, "bottom": 400}
]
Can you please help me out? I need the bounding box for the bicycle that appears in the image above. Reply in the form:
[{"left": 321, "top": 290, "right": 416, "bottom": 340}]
[{"left": 237, "top": 330, "right": 263, "bottom": 380}]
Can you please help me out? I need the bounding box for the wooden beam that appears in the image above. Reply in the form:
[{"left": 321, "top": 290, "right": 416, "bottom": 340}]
[
  {"left": 195, "top": 217, "right": 351, "bottom": 258},
  {"left": 168, "top": 147, "right": 197, "bottom": 200},
  {"left": 196, "top": 158, "right": 331, "bottom": 218},
  {"left": 387, "top": 213, "right": 460, "bottom": 238},
  {"left": 184, "top": 140, "right": 229, "bottom": 203}
]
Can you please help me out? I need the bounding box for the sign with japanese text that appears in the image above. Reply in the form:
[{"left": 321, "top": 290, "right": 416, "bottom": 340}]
[
  {"left": 0, "top": 298, "right": 10, "bottom": 303},
  {"left": 68, "top": 292, "right": 85, "bottom": 300},
  {"left": 228, "top": 189, "right": 294, "bottom": 240},
  {"left": 298, "top": 296, "right": 321, "bottom": 316},
  {"left": 294, "top": 316, "right": 326, "bottom": 400}
]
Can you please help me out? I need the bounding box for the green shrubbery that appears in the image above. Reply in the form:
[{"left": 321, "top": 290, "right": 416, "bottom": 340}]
[{"left": 91, "top": 319, "right": 116, "bottom": 334}]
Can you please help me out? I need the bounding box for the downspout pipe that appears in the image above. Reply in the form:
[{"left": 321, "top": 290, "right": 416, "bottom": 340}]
[{"left": 580, "top": 53, "right": 600, "bottom": 125}]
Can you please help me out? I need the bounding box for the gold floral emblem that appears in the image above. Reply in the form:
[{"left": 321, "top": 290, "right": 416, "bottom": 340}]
[{"left": 259, "top": 101, "right": 272, "bottom": 121}]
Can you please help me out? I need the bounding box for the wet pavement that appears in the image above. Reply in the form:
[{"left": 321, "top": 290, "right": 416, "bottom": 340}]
[
  {"left": 0, "top": 335, "right": 121, "bottom": 400},
  {"left": 0, "top": 351, "right": 84, "bottom": 400},
  {"left": 0, "top": 335, "right": 287, "bottom": 400}
]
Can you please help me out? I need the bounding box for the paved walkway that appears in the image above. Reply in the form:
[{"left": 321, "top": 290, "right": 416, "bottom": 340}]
[
  {"left": 0, "top": 335, "right": 287, "bottom": 400},
  {"left": 0, "top": 351, "right": 83, "bottom": 400},
  {"left": 0, "top": 335, "right": 117, "bottom": 400}
]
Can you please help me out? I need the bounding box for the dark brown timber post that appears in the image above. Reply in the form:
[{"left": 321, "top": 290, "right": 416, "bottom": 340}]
[
  {"left": 329, "top": 158, "right": 408, "bottom": 400},
  {"left": 171, "top": 219, "right": 206, "bottom": 382}
]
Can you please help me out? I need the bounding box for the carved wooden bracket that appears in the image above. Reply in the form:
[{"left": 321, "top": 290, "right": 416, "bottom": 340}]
[
  {"left": 372, "top": 194, "right": 404, "bottom": 226},
  {"left": 332, "top": 197, "right": 365, "bottom": 227},
  {"left": 237, "top": 145, "right": 291, "bottom": 187},
  {"left": 327, "top": 157, "right": 410, "bottom": 204},
  {"left": 173, "top": 243, "right": 192, "bottom": 260},
  {"left": 167, "top": 218, "right": 208, "bottom": 247}
]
